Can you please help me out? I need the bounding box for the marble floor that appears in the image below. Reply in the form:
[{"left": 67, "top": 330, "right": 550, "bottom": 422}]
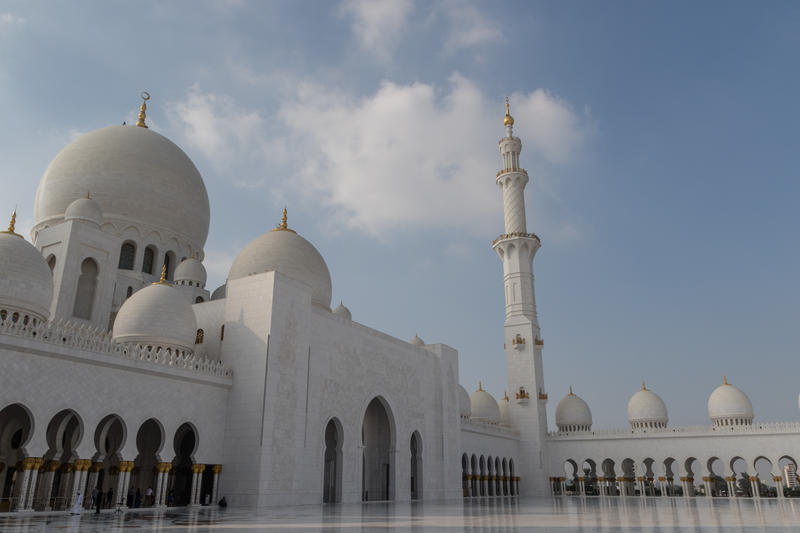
[{"left": 1, "top": 497, "right": 799, "bottom": 532}]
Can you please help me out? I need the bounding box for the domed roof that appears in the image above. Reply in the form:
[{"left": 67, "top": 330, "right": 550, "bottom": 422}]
[
  {"left": 113, "top": 277, "right": 197, "bottom": 350},
  {"left": 410, "top": 334, "right": 424, "bottom": 346},
  {"left": 332, "top": 302, "right": 351, "bottom": 320},
  {"left": 228, "top": 212, "right": 332, "bottom": 309},
  {"left": 498, "top": 392, "right": 511, "bottom": 425},
  {"left": 470, "top": 382, "right": 500, "bottom": 423},
  {"left": 708, "top": 376, "right": 753, "bottom": 424},
  {"left": 175, "top": 257, "right": 206, "bottom": 285},
  {"left": 458, "top": 385, "right": 471, "bottom": 418},
  {"left": 0, "top": 213, "right": 53, "bottom": 321},
  {"left": 627, "top": 383, "right": 668, "bottom": 427},
  {"left": 210, "top": 283, "right": 226, "bottom": 300},
  {"left": 34, "top": 125, "right": 210, "bottom": 250},
  {"left": 64, "top": 196, "right": 103, "bottom": 227},
  {"left": 555, "top": 387, "right": 592, "bottom": 430}
]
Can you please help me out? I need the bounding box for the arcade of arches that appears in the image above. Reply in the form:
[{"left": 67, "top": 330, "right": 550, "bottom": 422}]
[
  {"left": 0, "top": 404, "right": 222, "bottom": 512},
  {"left": 552, "top": 455, "right": 800, "bottom": 499},
  {"left": 461, "top": 453, "right": 520, "bottom": 498}
]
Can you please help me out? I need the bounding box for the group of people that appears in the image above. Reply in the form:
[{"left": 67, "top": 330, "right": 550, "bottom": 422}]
[{"left": 69, "top": 489, "right": 228, "bottom": 515}]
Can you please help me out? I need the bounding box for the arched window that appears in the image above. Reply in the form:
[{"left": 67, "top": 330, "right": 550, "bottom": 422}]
[
  {"left": 195, "top": 329, "right": 204, "bottom": 344},
  {"left": 118, "top": 242, "right": 136, "bottom": 270},
  {"left": 163, "top": 251, "right": 176, "bottom": 280},
  {"left": 142, "top": 246, "right": 156, "bottom": 274},
  {"left": 126, "top": 286, "right": 133, "bottom": 298},
  {"left": 73, "top": 258, "right": 98, "bottom": 319},
  {"left": 195, "top": 296, "right": 204, "bottom": 303},
  {"left": 47, "top": 255, "right": 56, "bottom": 271}
]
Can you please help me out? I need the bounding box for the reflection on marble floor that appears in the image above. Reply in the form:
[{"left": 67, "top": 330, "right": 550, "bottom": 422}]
[{"left": 2, "top": 497, "right": 800, "bottom": 532}]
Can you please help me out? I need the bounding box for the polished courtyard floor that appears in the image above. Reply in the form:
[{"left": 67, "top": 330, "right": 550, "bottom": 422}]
[{"left": 1, "top": 497, "right": 799, "bottom": 532}]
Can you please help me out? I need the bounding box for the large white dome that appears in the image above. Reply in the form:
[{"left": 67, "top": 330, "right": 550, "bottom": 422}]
[
  {"left": 228, "top": 222, "right": 332, "bottom": 310},
  {"left": 627, "top": 383, "right": 668, "bottom": 429},
  {"left": 555, "top": 387, "right": 592, "bottom": 432},
  {"left": 113, "top": 282, "right": 197, "bottom": 350},
  {"left": 458, "top": 385, "right": 471, "bottom": 418},
  {"left": 470, "top": 383, "right": 500, "bottom": 423},
  {"left": 0, "top": 221, "right": 53, "bottom": 322},
  {"left": 708, "top": 376, "right": 753, "bottom": 427},
  {"left": 34, "top": 125, "right": 210, "bottom": 251},
  {"left": 64, "top": 196, "right": 103, "bottom": 227}
]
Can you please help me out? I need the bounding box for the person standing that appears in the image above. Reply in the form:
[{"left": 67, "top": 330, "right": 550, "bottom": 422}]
[
  {"left": 145, "top": 486, "right": 153, "bottom": 506},
  {"left": 106, "top": 487, "right": 114, "bottom": 509},
  {"left": 71, "top": 490, "right": 83, "bottom": 515}
]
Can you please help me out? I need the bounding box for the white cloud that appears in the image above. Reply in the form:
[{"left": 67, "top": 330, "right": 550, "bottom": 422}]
[
  {"left": 439, "top": 1, "right": 505, "bottom": 54},
  {"left": 0, "top": 13, "right": 25, "bottom": 25},
  {"left": 278, "top": 74, "right": 587, "bottom": 236},
  {"left": 338, "top": 0, "right": 414, "bottom": 61}
]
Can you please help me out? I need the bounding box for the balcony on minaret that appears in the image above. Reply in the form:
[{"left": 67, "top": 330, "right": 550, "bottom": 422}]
[
  {"left": 515, "top": 386, "right": 530, "bottom": 404},
  {"left": 511, "top": 334, "right": 525, "bottom": 349}
]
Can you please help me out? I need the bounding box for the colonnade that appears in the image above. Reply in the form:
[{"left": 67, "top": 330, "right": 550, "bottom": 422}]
[{"left": 461, "top": 454, "right": 519, "bottom": 498}]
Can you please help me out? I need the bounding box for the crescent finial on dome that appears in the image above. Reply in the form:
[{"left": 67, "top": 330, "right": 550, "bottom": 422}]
[
  {"left": 569, "top": 384, "right": 573, "bottom": 396},
  {"left": 1, "top": 209, "right": 21, "bottom": 238},
  {"left": 136, "top": 91, "right": 150, "bottom": 128},
  {"left": 642, "top": 379, "right": 646, "bottom": 391},
  {"left": 723, "top": 374, "right": 728, "bottom": 385},
  {"left": 271, "top": 207, "right": 296, "bottom": 234},
  {"left": 478, "top": 380, "right": 483, "bottom": 392}
]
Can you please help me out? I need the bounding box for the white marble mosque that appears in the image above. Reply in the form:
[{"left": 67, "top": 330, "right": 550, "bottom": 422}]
[{"left": 0, "top": 94, "right": 799, "bottom": 516}]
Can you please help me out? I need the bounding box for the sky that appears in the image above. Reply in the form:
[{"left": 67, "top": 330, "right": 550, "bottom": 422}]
[{"left": 1, "top": 0, "right": 799, "bottom": 429}]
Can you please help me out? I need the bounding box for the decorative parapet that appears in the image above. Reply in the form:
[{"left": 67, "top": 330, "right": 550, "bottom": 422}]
[
  {"left": 515, "top": 386, "right": 530, "bottom": 402},
  {"left": 547, "top": 420, "right": 800, "bottom": 439},
  {"left": 492, "top": 231, "right": 540, "bottom": 247},
  {"left": 534, "top": 337, "right": 544, "bottom": 346},
  {"left": 496, "top": 168, "right": 528, "bottom": 178},
  {"left": 0, "top": 313, "right": 232, "bottom": 379},
  {"left": 511, "top": 334, "right": 525, "bottom": 347}
]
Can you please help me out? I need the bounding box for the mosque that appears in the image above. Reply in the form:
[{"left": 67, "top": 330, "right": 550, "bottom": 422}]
[{"left": 0, "top": 94, "right": 798, "bottom": 513}]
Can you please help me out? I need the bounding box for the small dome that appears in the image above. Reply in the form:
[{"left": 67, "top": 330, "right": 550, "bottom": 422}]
[
  {"left": 708, "top": 376, "right": 754, "bottom": 427},
  {"left": 113, "top": 282, "right": 197, "bottom": 350},
  {"left": 34, "top": 125, "right": 210, "bottom": 250},
  {"left": 410, "top": 334, "right": 424, "bottom": 346},
  {"left": 555, "top": 387, "right": 592, "bottom": 432},
  {"left": 470, "top": 383, "right": 500, "bottom": 423},
  {"left": 64, "top": 196, "right": 103, "bottom": 227},
  {"left": 211, "top": 284, "right": 226, "bottom": 300},
  {"left": 627, "top": 383, "right": 668, "bottom": 429},
  {"left": 332, "top": 302, "right": 351, "bottom": 320},
  {"left": 458, "top": 385, "right": 471, "bottom": 418},
  {"left": 498, "top": 392, "right": 510, "bottom": 425},
  {"left": 0, "top": 220, "right": 53, "bottom": 321},
  {"left": 228, "top": 218, "right": 331, "bottom": 310},
  {"left": 174, "top": 257, "right": 206, "bottom": 286}
]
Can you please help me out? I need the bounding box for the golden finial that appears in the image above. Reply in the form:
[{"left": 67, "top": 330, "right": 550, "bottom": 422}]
[
  {"left": 136, "top": 91, "right": 150, "bottom": 128},
  {"left": 1, "top": 209, "right": 21, "bottom": 238},
  {"left": 271, "top": 207, "right": 296, "bottom": 233},
  {"left": 153, "top": 264, "right": 168, "bottom": 285},
  {"left": 723, "top": 375, "right": 728, "bottom": 385},
  {"left": 86, "top": 192, "right": 91, "bottom": 199},
  {"left": 478, "top": 380, "right": 483, "bottom": 392},
  {"left": 569, "top": 385, "right": 573, "bottom": 396},
  {"left": 503, "top": 390, "right": 509, "bottom": 401},
  {"left": 503, "top": 96, "right": 514, "bottom": 127},
  {"left": 642, "top": 380, "right": 646, "bottom": 391}
]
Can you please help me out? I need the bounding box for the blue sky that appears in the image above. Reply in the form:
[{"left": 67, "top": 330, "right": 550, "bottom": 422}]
[{"left": 1, "top": 1, "right": 799, "bottom": 429}]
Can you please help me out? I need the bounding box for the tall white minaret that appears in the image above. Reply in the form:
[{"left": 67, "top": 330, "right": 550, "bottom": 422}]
[{"left": 492, "top": 98, "right": 548, "bottom": 496}]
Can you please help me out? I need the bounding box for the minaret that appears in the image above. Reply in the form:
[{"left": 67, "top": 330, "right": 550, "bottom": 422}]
[{"left": 492, "top": 98, "right": 548, "bottom": 496}]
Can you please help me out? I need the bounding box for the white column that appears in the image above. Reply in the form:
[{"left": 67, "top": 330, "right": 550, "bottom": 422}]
[
  {"left": 703, "top": 477, "right": 713, "bottom": 498},
  {"left": 775, "top": 476, "right": 785, "bottom": 498},
  {"left": 189, "top": 464, "right": 203, "bottom": 506},
  {"left": 14, "top": 464, "right": 33, "bottom": 511},
  {"left": 22, "top": 460, "right": 42, "bottom": 511},
  {"left": 154, "top": 467, "right": 165, "bottom": 507},
  {"left": 751, "top": 477, "right": 760, "bottom": 499},
  {"left": 211, "top": 465, "right": 221, "bottom": 504},
  {"left": 39, "top": 463, "right": 58, "bottom": 510},
  {"left": 559, "top": 478, "right": 566, "bottom": 495}
]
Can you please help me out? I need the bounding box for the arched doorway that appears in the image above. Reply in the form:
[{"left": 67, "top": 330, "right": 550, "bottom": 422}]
[
  {"left": 0, "top": 404, "right": 34, "bottom": 511},
  {"left": 410, "top": 431, "right": 422, "bottom": 500},
  {"left": 172, "top": 423, "right": 198, "bottom": 506},
  {"left": 322, "top": 418, "right": 342, "bottom": 503},
  {"left": 73, "top": 258, "right": 98, "bottom": 320},
  {"left": 361, "top": 397, "right": 395, "bottom": 501},
  {"left": 134, "top": 419, "right": 164, "bottom": 506},
  {"left": 92, "top": 414, "right": 125, "bottom": 508},
  {"left": 43, "top": 410, "right": 83, "bottom": 510}
]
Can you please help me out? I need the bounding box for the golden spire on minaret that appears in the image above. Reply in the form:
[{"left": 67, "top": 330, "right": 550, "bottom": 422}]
[
  {"left": 569, "top": 385, "right": 573, "bottom": 396},
  {"left": 136, "top": 91, "right": 151, "bottom": 128},
  {"left": 723, "top": 375, "right": 729, "bottom": 385},
  {"left": 642, "top": 380, "right": 647, "bottom": 391},
  {"left": 271, "top": 207, "right": 296, "bottom": 234},
  {"left": 1, "top": 209, "right": 21, "bottom": 238},
  {"left": 478, "top": 380, "right": 483, "bottom": 392},
  {"left": 503, "top": 96, "right": 514, "bottom": 127}
]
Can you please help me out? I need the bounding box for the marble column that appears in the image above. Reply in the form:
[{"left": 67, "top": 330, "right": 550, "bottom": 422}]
[
  {"left": 750, "top": 476, "right": 760, "bottom": 499},
  {"left": 189, "top": 464, "right": 205, "bottom": 506},
  {"left": 211, "top": 465, "right": 222, "bottom": 504},
  {"left": 117, "top": 461, "right": 134, "bottom": 508},
  {"left": 84, "top": 463, "right": 102, "bottom": 508},
  {"left": 19, "top": 458, "right": 43, "bottom": 511},
  {"left": 57, "top": 463, "right": 74, "bottom": 509},
  {"left": 726, "top": 476, "right": 735, "bottom": 498},
  {"left": 703, "top": 476, "right": 713, "bottom": 498},
  {"left": 559, "top": 477, "right": 566, "bottom": 496},
  {"left": 775, "top": 475, "right": 785, "bottom": 498},
  {"left": 153, "top": 464, "right": 166, "bottom": 506},
  {"left": 39, "top": 461, "right": 60, "bottom": 510}
]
